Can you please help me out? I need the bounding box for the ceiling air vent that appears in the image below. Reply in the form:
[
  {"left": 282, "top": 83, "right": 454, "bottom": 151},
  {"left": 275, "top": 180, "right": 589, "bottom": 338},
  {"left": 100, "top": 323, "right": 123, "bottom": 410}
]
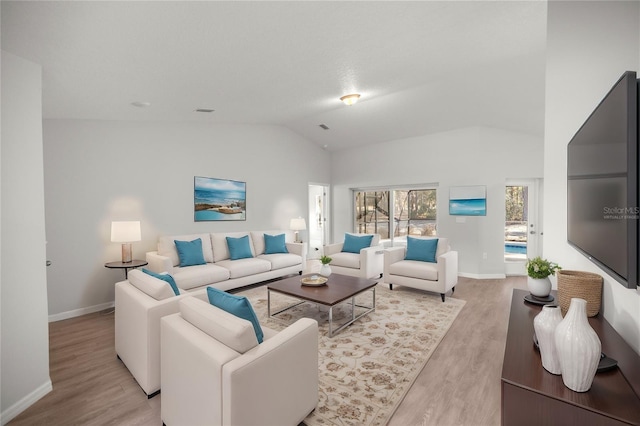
[{"left": 319, "top": 124, "right": 330, "bottom": 130}]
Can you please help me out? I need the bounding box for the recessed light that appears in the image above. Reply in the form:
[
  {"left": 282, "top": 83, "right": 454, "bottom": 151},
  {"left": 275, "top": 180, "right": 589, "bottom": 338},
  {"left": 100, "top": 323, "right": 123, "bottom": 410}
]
[
  {"left": 340, "top": 94, "right": 360, "bottom": 106},
  {"left": 131, "top": 101, "right": 151, "bottom": 108}
]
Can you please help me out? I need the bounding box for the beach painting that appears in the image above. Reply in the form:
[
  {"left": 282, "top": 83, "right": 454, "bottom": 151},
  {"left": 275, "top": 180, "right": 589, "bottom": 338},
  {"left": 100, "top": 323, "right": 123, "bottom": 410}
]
[
  {"left": 449, "top": 185, "right": 487, "bottom": 216},
  {"left": 194, "top": 176, "right": 246, "bottom": 221}
]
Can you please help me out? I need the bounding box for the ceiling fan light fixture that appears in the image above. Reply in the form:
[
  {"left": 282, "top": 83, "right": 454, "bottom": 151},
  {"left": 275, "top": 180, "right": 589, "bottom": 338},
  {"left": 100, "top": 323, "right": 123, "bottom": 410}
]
[{"left": 340, "top": 93, "right": 360, "bottom": 106}]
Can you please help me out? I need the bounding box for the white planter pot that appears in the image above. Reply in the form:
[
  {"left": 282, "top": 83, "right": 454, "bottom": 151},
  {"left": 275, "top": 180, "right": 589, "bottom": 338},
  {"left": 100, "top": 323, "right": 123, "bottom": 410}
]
[
  {"left": 527, "top": 276, "right": 551, "bottom": 297},
  {"left": 554, "top": 298, "right": 601, "bottom": 392},
  {"left": 533, "top": 305, "right": 563, "bottom": 375},
  {"left": 320, "top": 264, "right": 332, "bottom": 277}
]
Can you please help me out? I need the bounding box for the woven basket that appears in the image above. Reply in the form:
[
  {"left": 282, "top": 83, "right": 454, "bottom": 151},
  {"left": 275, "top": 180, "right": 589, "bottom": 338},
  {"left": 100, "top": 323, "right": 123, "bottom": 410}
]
[{"left": 556, "top": 270, "right": 603, "bottom": 317}]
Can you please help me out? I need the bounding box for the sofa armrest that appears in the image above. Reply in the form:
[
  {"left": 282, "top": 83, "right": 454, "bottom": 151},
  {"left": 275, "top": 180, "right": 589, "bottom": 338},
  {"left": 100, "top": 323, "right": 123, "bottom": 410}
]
[
  {"left": 437, "top": 250, "right": 459, "bottom": 290},
  {"left": 360, "top": 245, "right": 384, "bottom": 278},
  {"left": 222, "top": 318, "right": 319, "bottom": 425},
  {"left": 323, "top": 242, "right": 343, "bottom": 256},
  {"left": 146, "top": 251, "right": 173, "bottom": 274},
  {"left": 285, "top": 242, "right": 308, "bottom": 264}
]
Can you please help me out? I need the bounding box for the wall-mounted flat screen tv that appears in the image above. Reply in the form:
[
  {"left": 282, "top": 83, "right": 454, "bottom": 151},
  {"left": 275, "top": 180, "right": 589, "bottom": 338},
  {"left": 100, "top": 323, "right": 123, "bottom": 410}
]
[{"left": 567, "top": 71, "right": 638, "bottom": 289}]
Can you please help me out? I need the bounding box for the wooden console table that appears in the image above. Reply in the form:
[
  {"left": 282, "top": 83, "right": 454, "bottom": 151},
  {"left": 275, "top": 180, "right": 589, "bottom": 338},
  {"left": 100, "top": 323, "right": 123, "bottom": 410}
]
[{"left": 501, "top": 289, "right": 640, "bottom": 425}]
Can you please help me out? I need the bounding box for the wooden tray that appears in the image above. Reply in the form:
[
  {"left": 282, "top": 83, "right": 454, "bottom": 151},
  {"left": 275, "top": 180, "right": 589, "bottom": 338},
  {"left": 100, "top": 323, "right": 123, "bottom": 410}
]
[{"left": 301, "top": 276, "right": 328, "bottom": 286}]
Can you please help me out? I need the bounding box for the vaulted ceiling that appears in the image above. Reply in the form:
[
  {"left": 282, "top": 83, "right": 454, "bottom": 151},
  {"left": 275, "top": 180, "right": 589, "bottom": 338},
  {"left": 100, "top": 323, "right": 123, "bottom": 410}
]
[{"left": 1, "top": 1, "right": 547, "bottom": 151}]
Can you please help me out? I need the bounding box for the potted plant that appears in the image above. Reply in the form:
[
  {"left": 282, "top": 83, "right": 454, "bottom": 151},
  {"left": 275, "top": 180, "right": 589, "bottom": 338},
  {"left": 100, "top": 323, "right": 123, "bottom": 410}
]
[
  {"left": 320, "top": 255, "right": 332, "bottom": 277},
  {"left": 525, "top": 256, "right": 561, "bottom": 298}
]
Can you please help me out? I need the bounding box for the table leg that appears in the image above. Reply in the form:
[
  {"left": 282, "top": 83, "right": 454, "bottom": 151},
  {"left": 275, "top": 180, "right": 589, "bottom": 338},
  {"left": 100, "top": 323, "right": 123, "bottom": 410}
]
[{"left": 268, "top": 289, "right": 271, "bottom": 317}]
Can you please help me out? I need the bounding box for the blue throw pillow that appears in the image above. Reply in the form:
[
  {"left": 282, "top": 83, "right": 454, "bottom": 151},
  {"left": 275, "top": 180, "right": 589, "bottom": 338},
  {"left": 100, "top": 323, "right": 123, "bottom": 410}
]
[
  {"left": 174, "top": 238, "right": 206, "bottom": 267},
  {"left": 405, "top": 237, "right": 439, "bottom": 263},
  {"left": 141, "top": 268, "right": 180, "bottom": 296},
  {"left": 207, "top": 287, "right": 264, "bottom": 343},
  {"left": 341, "top": 233, "right": 374, "bottom": 254},
  {"left": 264, "top": 233, "right": 288, "bottom": 254},
  {"left": 226, "top": 235, "right": 253, "bottom": 260}
]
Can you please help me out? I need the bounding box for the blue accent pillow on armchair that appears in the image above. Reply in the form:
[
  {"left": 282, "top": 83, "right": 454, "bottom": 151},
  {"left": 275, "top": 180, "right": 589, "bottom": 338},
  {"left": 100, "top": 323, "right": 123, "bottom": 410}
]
[
  {"left": 174, "top": 238, "right": 206, "bottom": 267},
  {"left": 207, "top": 286, "right": 264, "bottom": 343},
  {"left": 405, "top": 237, "right": 439, "bottom": 263},
  {"left": 226, "top": 235, "right": 254, "bottom": 260},
  {"left": 341, "top": 233, "right": 374, "bottom": 254},
  {"left": 264, "top": 233, "right": 288, "bottom": 254}
]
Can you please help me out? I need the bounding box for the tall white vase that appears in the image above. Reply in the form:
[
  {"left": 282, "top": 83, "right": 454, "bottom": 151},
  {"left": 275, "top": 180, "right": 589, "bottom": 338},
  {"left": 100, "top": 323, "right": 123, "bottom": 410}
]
[
  {"left": 554, "top": 298, "right": 601, "bottom": 392},
  {"left": 533, "top": 305, "right": 563, "bottom": 375}
]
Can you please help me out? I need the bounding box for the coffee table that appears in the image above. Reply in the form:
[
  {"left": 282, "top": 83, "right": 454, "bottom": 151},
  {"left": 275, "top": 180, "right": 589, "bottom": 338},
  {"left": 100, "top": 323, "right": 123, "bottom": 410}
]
[{"left": 267, "top": 273, "right": 377, "bottom": 337}]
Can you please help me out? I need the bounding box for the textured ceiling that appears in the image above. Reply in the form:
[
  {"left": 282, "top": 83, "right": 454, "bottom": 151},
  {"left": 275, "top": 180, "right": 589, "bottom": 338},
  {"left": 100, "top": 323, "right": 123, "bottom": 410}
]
[{"left": 1, "top": 1, "right": 547, "bottom": 151}]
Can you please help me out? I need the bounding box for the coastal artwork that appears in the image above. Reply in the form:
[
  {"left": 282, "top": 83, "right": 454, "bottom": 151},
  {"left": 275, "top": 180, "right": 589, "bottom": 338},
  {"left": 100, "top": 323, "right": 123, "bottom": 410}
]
[
  {"left": 449, "top": 185, "right": 487, "bottom": 216},
  {"left": 194, "top": 176, "right": 246, "bottom": 221}
]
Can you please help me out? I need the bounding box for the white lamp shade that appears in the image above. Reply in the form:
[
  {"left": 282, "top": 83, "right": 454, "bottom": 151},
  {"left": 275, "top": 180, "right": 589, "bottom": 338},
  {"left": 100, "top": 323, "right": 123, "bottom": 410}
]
[
  {"left": 111, "top": 221, "right": 141, "bottom": 243},
  {"left": 290, "top": 217, "right": 306, "bottom": 231}
]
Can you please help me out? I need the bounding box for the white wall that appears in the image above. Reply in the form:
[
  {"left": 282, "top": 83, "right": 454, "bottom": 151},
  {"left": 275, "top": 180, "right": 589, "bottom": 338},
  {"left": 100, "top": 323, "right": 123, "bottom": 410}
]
[
  {"left": 1, "top": 52, "right": 52, "bottom": 424},
  {"left": 43, "top": 120, "right": 330, "bottom": 318},
  {"left": 330, "top": 126, "right": 543, "bottom": 278},
  {"left": 544, "top": 1, "right": 640, "bottom": 353}
]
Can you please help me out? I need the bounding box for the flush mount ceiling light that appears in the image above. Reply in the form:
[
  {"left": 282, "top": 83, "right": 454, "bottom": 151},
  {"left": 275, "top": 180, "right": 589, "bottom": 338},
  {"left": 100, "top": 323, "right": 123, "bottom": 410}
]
[
  {"left": 340, "top": 94, "right": 360, "bottom": 106},
  {"left": 131, "top": 101, "right": 151, "bottom": 108}
]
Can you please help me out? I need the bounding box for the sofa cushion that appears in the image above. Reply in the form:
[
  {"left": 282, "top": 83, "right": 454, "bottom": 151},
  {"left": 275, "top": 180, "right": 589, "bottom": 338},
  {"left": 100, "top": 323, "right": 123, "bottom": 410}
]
[
  {"left": 342, "top": 233, "right": 374, "bottom": 254},
  {"left": 212, "top": 232, "right": 255, "bottom": 262},
  {"left": 389, "top": 259, "right": 439, "bottom": 281},
  {"left": 226, "top": 235, "right": 254, "bottom": 260},
  {"left": 250, "top": 230, "right": 291, "bottom": 255},
  {"left": 158, "top": 233, "right": 214, "bottom": 267},
  {"left": 329, "top": 252, "right": 360, "bottom": 269},
  {"left": 141, "top": 268, "right": 180, "bottom": 296},
  {"left": 258, "top": 253, "right": 301, "bottom": 270},
  {"left": 215, "top": 258, "right": 271, "bottom": 279},
  {"left": 405, "top": 237, "right": 438, "bottom": 263},
  {"left": 179, "top": 296, "right": 258, "bottom": 354},
  {"left": 206, "top": 287, "right": 264, "bottom": 344},
  {"left": 264, "top": 233, "right": 288, "bottom": 254},
  {"left": 172, "top": 264, "right": 231, "bottom": 291},
  {"left": 128, "top": 269, "right": 179, "bottom": 300},
  {"left": 174, "top": 238, "right": 207, "bottom": 267}
]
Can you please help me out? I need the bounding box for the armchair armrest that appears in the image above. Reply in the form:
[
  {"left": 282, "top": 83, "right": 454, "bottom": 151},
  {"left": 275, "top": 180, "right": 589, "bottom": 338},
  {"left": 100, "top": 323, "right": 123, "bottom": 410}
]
[
  {"left": 437, "top": 250, "right": 459, "bottom": 289},
  {"left": 223, "top": 318, "right": 319, "bottom": 425},
  {"left": 146, "top": 251, "right": 173, "bottom": 274},
  {"left": 323, "top": 242, "right": 343, "bottom": 256},
  {"left": 360, "top": 245, "right": 384, "bottom": 279}
]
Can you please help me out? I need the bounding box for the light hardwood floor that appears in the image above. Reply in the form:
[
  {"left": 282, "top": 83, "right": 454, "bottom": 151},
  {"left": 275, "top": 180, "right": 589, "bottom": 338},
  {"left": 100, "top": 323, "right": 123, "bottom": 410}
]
[{"left": 9, "top": 275, "right": 528, "bottom": 426}]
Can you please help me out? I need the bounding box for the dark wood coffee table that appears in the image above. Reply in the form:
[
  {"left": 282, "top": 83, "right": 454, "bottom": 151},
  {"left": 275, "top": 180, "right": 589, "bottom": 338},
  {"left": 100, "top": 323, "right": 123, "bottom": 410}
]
[{"left": 267, "top": 273, "right": 377, "bottom": 337}]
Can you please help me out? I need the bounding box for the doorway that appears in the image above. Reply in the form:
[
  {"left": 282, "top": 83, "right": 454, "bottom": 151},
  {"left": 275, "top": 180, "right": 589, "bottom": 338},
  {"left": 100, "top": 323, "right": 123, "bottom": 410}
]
[
  {"left": 504, "top": 179, "right": 543, "bottom": 275},
  {"left": 308, "top": 184, "right": 329, "bottom": 258}
]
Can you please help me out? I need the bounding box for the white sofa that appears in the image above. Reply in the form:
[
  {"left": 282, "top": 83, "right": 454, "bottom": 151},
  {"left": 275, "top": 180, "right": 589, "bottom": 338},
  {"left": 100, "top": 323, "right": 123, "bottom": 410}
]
[
  {"left": 383, "top": 237, "right": 458, "bottom": 302},
  {"left": 323, "top": 233, "right": 384, "bottom": 279},
  {"left": 161, "top": 297, "right": 319, "bottom": 426},
  {"left": 146, "top": 230, "right": 306, "bottom": 292},
  {"left": 115, "top": 270, "right": 209, "bottom": 397}
]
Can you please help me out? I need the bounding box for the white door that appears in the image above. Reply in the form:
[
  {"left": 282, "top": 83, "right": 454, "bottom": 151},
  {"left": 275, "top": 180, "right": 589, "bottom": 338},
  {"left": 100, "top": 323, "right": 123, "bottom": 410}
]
[
  {"left": 505, "top": 179, "right": 543, "bottom": 275},
  {"left": 308, "top": 184, "right": 329, "bottom": 256}
]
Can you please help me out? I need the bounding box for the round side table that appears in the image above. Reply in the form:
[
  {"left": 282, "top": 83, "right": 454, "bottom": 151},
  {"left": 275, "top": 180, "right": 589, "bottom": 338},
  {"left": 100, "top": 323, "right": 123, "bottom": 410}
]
[{"left": 104, "top": 259, "right": 148, "bottom": 279}]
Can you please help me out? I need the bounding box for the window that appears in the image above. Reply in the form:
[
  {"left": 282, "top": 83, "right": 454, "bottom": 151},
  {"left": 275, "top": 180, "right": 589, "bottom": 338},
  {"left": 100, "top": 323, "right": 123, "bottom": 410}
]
[{"left": 354, "top": 187, "right": 437, "bottom": 243}]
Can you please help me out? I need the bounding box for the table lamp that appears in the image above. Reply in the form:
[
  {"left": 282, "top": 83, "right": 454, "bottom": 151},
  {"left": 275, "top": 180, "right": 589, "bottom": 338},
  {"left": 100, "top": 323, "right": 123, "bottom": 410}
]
[
  {"left": 290, "top": 217, "right": 306, "bottom": 243},
  {"left": 111, "top": 221, "right": 141, "bottom": 263}
]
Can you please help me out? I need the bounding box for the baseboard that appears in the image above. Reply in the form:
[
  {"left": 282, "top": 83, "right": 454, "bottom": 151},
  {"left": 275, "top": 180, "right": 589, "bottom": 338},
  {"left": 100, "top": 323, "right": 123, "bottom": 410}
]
[
  {"left": 48, "top": 301, "right": 114, "bottom": 322},
  {"left": 1, "top": 379, "right": 52, "bottom": 425},
  {"left": 458, "top": 272, "right": 507, "bottom": 280}
]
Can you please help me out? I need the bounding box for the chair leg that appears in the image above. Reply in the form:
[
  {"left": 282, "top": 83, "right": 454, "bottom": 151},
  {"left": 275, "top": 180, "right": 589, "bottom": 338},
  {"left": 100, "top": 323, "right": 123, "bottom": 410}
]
[
  {"left": 379, "top": 273, "right": 383, "bottom": 278},
  {"left": 389, "top": 283, "right": 393, "bottom": 290},
  {"left": 452, "top": 286, "right": 455, "bottom": 294},
  {"left": 440, "top": 293, "right": 445, "bottom": 302}
]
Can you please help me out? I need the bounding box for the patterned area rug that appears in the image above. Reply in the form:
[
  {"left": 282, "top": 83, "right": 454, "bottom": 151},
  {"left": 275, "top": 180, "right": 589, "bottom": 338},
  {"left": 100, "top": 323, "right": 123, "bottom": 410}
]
[{"left": 238, "top": 283, "right": 466, "bottom": 426}]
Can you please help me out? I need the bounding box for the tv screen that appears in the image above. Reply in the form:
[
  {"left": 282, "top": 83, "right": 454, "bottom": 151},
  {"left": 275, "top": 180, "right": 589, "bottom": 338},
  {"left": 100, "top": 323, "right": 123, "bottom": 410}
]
[{"left": 567, "top": 71, "right": 638, "bottom": 289}]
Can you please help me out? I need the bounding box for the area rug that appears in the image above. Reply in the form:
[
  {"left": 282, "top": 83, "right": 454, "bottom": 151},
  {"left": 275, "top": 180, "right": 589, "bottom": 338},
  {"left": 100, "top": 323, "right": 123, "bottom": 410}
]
[{"left": 238, "top": 283, "right": 466, "bottom": 426}]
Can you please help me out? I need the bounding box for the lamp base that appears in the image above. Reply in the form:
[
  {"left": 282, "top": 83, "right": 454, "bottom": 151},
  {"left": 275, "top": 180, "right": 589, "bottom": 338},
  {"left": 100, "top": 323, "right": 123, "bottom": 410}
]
[
  {"left": 121, "top": 243, "right": 133, "bottom": 263},
  {"left": 294, "top": 231, "right": 300, "bottom": 243}
]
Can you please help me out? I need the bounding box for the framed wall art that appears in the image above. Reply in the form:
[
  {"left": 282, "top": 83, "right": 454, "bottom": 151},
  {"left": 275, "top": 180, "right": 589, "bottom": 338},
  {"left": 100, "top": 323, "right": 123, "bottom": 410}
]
[
  {"left": 449, "top": 185, "right": 487, "bottom": 216},
  {"left": 194, "top": 176, "right": 246, "bottom": 221}
]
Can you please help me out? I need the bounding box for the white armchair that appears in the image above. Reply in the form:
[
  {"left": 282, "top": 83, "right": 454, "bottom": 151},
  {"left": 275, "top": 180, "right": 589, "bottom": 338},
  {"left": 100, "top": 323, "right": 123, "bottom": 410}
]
[
  {"left": 323, "top": 233, "right": 384, "bottom": 279},
  {"left": 161, "top": 297, "right": 319, "bottom": 426},
  {"left": 383, "top": 237, "right": 458, "bottom": 302}
]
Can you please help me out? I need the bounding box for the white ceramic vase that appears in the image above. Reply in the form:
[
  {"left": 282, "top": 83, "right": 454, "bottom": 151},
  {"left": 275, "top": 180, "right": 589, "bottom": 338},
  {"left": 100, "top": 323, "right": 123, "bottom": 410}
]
[
  {"left": 320, "top": 264, "right": 332, "bottom": 277},
  {"left": 527, "top": 276, "right": 551, "bottom": 297},
  {"left": 533, "top": 305, "right": 563, "bottom": 375},
  {"left": 554, "top": 298, "right": 601, "bottom": 392}
]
